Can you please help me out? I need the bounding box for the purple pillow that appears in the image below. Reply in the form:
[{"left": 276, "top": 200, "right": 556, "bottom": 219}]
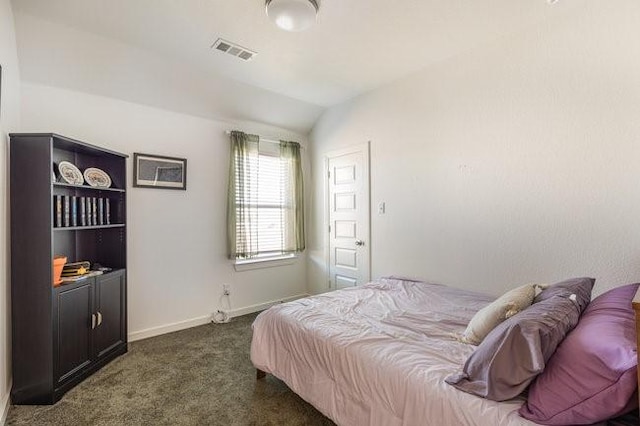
[
  {"left": 446, "top": 278, "right": 594, "bottom": 401},
  {"left": 520, "top": 283, "right": 640, "bottom": 425},
  {"left": 534, "top": 277, "right": 594, "bottom": 311}
]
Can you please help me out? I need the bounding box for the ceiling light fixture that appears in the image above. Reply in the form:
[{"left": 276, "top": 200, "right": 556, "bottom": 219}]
[{"left": 265, "top": 0, "right": 319, "bottom": 32}]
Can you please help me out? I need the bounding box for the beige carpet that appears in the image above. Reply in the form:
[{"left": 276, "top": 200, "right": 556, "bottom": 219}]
[{"left": 7, "top": 313, "right": 335, "bottom": 426}]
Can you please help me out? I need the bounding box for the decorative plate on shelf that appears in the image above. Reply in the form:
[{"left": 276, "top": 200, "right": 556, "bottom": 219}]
[
  {"left": 83, "top": 167, "right": 112, "bottom": 188},
  {"left": 58, "top": 161, "right": 84, "bottom": 185}
]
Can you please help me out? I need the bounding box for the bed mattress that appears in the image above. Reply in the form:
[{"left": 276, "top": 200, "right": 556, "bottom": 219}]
[{"left": 251, "top": 278, "right": 539, "bottom": 426}]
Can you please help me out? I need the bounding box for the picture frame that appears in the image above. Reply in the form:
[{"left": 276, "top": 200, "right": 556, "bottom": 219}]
[{"left": 133, "top": 153, "right": 187, "bottom": 190}]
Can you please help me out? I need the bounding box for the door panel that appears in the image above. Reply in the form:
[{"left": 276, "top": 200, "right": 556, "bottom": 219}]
[
  {"left": 335, "top": 193, "right": 356, "bottom": 210},
  {"left": 335, "top": 275, "right": 358, "bottom": 289},
  {"left": 95, "top": 270, "right": 126, "bottom": 359},
  {"left": 328, "top": 146, "right": 370, "bottom": 289},
  {"left": 334, "top": 165, "right": 356, "bottom": 183},
  {"left": 335, "top": 248, "right": 357, "bottom": 268},
  {"left": 56, "top": 283, "right": 93, "bottom": 384},
  {"left": 334, "top": 221, "right": 356, "bottom": 238}
]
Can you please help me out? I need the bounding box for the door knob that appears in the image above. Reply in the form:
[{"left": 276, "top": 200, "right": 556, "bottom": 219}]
[{"left": 355, "top": 240, "right": 365, "bottom": 246}]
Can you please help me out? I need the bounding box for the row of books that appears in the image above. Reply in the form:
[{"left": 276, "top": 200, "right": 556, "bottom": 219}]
[{"left": 54, "top": 195, "right": 112, "bottom": 227}]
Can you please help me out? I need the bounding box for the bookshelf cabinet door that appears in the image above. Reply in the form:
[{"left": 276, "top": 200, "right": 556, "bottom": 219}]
[
  {"left": 55, "top": 283, "right": 94, "bottom": 385},
  {"left": 95, "top": 270, "right": 126, "bottom": 359}
]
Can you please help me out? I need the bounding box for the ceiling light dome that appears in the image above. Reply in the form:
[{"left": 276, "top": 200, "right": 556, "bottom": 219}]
[{"left": 266, "top": 0, "right": 319, "bottom": 32}]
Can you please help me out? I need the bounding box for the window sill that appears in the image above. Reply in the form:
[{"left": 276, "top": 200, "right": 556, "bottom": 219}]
[{"left": 234, "top": 254, "right": 298, "bottom": 272}]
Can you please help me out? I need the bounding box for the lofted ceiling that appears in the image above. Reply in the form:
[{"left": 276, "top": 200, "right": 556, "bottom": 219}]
[{"left": 11, "top": 0, "right": 577, "bottom": 132}]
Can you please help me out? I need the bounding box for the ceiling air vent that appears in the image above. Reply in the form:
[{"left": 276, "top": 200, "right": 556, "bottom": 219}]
[{"left": 211, "top": 38, "right": 257, "bottom": 62}]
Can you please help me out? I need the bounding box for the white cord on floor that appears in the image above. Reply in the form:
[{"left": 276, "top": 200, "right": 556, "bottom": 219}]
[
  {"left": 212, "top": 293, "right": 232, "bottom": 324},
  {"left": 212, "top": 309, "right": 230, "bottom": 324}
]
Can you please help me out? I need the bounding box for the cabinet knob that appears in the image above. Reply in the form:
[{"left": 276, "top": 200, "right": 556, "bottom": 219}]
[
  {"left": 97, "top": 312, "right": 103, "bottom": 327},
  {"left": 355, "top": 240, "right": 365, "bottom": 246},
  {"left": 91, "top": 314, "right": 97, "bottom": 329}
]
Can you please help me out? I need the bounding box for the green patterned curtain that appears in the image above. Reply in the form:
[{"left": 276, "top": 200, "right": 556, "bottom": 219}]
[
  {"left": 280, "top": 141, "right": 306, "bottom": 253},
  {"left": 226, "top": 131, "right": 259, "bottom": 259}
]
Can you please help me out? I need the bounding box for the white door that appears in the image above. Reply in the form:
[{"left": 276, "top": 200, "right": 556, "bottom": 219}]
[{"left": 327, "top": 144, "right": 370, "bottom": 290}]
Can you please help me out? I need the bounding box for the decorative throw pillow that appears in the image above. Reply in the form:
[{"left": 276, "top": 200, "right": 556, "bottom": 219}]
[
  {"left": 446, "top": 277, "right": 595, "bottom": 401},
  {"left": 520, "top": 283, "right": 640, "bottom": 425},
  {"left": 460, "top": 283, "right": 545, "bottom": 345}
]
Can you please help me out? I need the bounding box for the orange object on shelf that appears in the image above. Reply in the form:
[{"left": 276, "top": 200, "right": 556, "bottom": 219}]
[{"left": 53, "top": 256, "right": 67, "bottom": 286}]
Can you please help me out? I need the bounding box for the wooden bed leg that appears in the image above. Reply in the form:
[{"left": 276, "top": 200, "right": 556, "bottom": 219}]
[{"left": 256, "top": 369, "right": 266, "bottom": 380}]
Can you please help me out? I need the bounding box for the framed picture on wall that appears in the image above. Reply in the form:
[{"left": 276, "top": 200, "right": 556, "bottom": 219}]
[{"left": 133, "top": 153, "right": 187, "bottom": 190}]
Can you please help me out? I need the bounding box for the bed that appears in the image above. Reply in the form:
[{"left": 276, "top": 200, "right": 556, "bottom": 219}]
[{"left": 250, "top": 277, "right": 640, "bottom": 426}]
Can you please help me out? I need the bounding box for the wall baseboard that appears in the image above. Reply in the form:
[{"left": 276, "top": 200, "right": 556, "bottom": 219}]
[
  {"left": 128, "top": 315, "right": 212, "bottom": 342},
  {"left": 226, "top": 294, "right": 308, "bottom": 318},
  {"left": 128, "top": 294, "right": 309, "bottom": 342},
  {"left": 1, "top": 383, "right": 11, "bottom": 426}
]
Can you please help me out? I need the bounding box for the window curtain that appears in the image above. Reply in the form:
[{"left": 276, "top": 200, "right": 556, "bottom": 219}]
[
  {"left": 227, "top": 131, "right": 259, "bottom": 259},
  {"left": 227, "top": 131, "right": 305, "bottom": 259},
  {"left": 280, "top": 140, "right": 306, "bottom": 253}
]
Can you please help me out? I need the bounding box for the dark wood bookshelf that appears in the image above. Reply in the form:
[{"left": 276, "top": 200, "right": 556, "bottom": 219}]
[
  {"left": 53, "top": 224, "right": 126, "bottom": 232},
  {"left": 53, "top": 182, "right": 126, "bottom": 193},
  {"left": 9, "top": 133, "right": 128, "bottom": 405},
  {"left": 14, "top": 132, "right": 126, "bottom": 157}
]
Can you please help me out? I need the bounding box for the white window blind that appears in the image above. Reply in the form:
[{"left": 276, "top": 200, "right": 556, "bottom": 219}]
[{"left": 235, "top": 144, "right": 290, "bottom": 259}]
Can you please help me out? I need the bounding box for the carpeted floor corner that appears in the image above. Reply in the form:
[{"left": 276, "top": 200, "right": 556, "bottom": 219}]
[{"left": 7, "top": 313, "right": 335, "bottom": 426}]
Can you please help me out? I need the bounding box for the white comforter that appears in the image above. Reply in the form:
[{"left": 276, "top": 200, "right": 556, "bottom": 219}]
[{"left": 251, "top": 278, "right": 538, "bottom": 426}]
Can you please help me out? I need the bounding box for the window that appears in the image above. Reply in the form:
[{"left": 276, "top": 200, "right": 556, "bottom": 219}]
[{"left": 227, "top": 131, "right": 305, "bottom": 262}]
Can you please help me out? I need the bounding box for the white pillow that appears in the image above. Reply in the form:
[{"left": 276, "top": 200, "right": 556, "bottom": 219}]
[{"left": 460, "top": 283, "right": 546, "bottom": 345}]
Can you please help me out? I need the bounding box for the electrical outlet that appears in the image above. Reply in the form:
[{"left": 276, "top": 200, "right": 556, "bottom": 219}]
[{"left": 222, "top": 283, "right": 231, "bottom": 296}]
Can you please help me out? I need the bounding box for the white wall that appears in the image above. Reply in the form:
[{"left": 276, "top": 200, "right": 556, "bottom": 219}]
[
  {"left": 0, "top": 0, "right": 20, "bottom": 421},
  {"left": 21, "top": 82, "right": 309, "bottom": 340},
  {"left": 309, "top": 2, "right": 640, "bottom": 297}
]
